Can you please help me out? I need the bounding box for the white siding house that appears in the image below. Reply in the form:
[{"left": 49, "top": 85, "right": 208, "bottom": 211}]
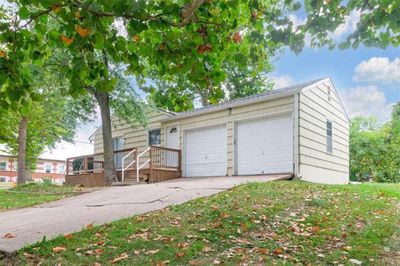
[{"left": 91, "top": 78, "right": 349, "bottom": 184}]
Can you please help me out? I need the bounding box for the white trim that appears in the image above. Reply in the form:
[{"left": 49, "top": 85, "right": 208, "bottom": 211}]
[{"left": 293, "top": 93, "right": 300, "bottom": 177}]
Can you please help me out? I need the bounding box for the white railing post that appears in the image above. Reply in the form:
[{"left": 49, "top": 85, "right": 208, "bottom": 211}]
[
  {"left": 136, "top": 158, "right": 139, "bottom": 183},
  {"left": 136, "top": 147, "right": 151, "bottom": 183},
  {"left": 121, "top": 149, "right": 136, "bottom": 183}
]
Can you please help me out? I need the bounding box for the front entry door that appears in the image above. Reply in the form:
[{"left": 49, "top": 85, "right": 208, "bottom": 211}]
[{"left": 166, "top": 126, "right": 180, "bottom": 167}]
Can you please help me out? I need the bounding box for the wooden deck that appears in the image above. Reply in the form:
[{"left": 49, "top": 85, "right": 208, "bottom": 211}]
[{"left": 65, "top": 146, "right": 182, "bottom": 187}]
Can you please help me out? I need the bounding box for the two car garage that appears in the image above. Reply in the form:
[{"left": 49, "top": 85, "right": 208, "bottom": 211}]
[{"left": 183, "top": 113, "right": 294, "bottom": 177}]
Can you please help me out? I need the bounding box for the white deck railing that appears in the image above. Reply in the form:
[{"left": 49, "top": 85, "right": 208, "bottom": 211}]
[
  {"left": 121, "top": 148, "right": 136, "bottom": 182},
  {"left": 136, "top": 147, "right": 151, "bottom": 182}
]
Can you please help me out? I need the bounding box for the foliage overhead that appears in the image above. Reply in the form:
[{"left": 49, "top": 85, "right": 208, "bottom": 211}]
[
  {"left": 304, "top": 0, "right": 400, "bottom": 49},
  {"left": 1, "top": 0, "right": 305, "bottom": 107}
]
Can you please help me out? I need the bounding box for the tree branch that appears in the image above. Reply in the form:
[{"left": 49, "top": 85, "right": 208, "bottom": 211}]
[{"left": 181, "top": 0, "right": 206, "bottom": 25}]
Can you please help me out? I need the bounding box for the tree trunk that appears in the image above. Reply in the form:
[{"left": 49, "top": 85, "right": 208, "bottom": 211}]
[
  {"left": 93, "top": 91, "right": 117, "bottom": 185},
  {"left": 25, "top": 159, "right": 32, "bottom": 182},
  {"left": 17, "top": 117, "right": 28, "bottom": 185}
]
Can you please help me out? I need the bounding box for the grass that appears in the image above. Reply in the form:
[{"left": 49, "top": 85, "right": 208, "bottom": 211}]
[
  {"left": 0, "top": 183, "right": 78, "bottom": 211},
  {"left": 4, "top": 181, "right": 400, "bottom": 265}
]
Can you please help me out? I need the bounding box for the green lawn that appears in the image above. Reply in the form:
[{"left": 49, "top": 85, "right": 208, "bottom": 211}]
[
  {"left": 0, "top": 183, "right": 78, "bottom": 211},
  {"left": 5, "top": 181, "right": 400, "bottom": 265}
]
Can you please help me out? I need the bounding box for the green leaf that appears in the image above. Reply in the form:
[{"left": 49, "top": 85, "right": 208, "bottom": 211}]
[
  {"left": 19, "top": 6, "right": 30, "bottom": 20},
  {"left": 93, "top": 33, "right": 105, "bottom": 49}
]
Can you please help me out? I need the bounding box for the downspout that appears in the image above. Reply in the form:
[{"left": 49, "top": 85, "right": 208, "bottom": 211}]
[{"left": 293, "top": 93, "right": 301, "bottom": 179}]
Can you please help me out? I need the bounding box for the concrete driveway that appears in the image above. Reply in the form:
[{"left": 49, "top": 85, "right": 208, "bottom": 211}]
[{"left": 0, "top": 175, "right": 289, "bottom": 254}]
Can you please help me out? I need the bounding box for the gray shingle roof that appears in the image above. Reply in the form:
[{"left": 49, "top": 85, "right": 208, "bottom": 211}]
[{"left": 162, "top": 77, "right": 328, "bottom": 121}]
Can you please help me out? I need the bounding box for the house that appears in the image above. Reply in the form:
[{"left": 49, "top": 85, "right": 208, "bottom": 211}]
[
  {"left": 66, "top": 77, "right": 349, "bottom": 185},
  {"left": 0, "top": 154, "right": 66, "bottom": 184}
]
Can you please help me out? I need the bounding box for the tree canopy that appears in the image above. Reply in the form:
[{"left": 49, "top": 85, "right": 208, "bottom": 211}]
[{"left": 350, "top": 105, "right": 400, "bottom": 183}]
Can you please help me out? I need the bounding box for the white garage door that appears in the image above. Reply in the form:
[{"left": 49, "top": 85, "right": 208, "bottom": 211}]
[
  {"left": 236, "top": 114, "right": 293, "bottom": 175},
  {"left": 185, "top": 125, "right": 227, "bottom": 177}
]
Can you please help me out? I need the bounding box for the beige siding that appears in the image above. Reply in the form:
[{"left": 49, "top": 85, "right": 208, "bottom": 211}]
[
  {"left": 93, "top": 109, "right": 171, "bottom": 163},
  {"left": 298, "top": 81, "right": 349, "bottom": 184},
  {"left": 163, "top": 96, "right": 294, "bottom": 176}
]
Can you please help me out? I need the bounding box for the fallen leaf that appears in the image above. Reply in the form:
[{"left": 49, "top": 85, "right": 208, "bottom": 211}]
[
  {"left": 202, "top": 246, "right": 212, "bottom": 253},
  {"left": 53, "top": 246, "right": 67, "bottom": 253},
  {"left": 76, "top": 25, "right": 90, "bottom": 37},
  {"left": 86, "top": 223, "right": 94, "bottom": 230},
  {"left": 349, "top": 258, "right": 363, "bottom": 265},
  {"left": 221, "top": 212, "right": 230, "bottom": 219},
  {"left": 110, "top": 253, "right": 129, "bottom": 263},
  {"left": 156, "top": 261, "right": 169, "bottom": 266},
  {"left": 23, "top": 253, "right": 35, "bottom": 259},
  {"left": 4, "top": 233, "right": 16, "bottom": 239},
  {"left": 147, "top": 249, "right": 160, "bottom": 254},
  {"left": 258, "top": 248, "right": 269, "bottom": 255},
  {"left": 177, "top": 242, "right": 190, "bottom": 249},
  {"left": 61, "top": 35, "right": 74, "bottom": 46},
  {"left": 64, "top": 234, "right": 73, "bottom": 239},
  {"left": 273, "top": 247, "right": 284, "bottom": 255},
  {"left": 0, "top": 50, "right": 6, "bottom": 58},
  {"left": 176, "top": 252, "right": 185, "bottom": 258},
  {"left": 343, "top": 246, "right": 353, "bottom": 251},
  {"left": 213, "top": 259, "right": 223, "bottom": 265}
]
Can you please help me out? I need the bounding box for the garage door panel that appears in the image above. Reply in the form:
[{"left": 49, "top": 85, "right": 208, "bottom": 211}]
[
  {"left": 237, "top": 114, "right": 293, "bottom": 175},
  {"left": 185, "top": 125, "right": 227, "bottom": 177}
]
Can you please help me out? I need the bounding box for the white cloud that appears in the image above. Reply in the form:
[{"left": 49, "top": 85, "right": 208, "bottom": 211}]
[
  {"left": 353, "top": 57, "right": 400, "bottom": 85},
  {"left": 331, "top": 10, "right": 361, "bottom": 40},
  {"left": 271, "top": 75, "right": 295, "bottom": 89},
  {"left": 339, "top": 86, "right": 393, "bottom": 121}
]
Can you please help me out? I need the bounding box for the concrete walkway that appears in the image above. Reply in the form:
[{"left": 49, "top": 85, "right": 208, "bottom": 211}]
[{"left": 0, "top": 175, "right": 289, "bottom": 254}]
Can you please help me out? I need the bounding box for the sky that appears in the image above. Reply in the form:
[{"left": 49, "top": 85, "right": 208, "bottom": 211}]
[{"left": 2, "top": 2, "right": 398, "bottom": 160}]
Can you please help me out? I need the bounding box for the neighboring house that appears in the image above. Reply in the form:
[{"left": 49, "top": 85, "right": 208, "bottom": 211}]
[
  {"left": 71, "top": 77, "right": 349, "bottom": 185},
  {"left": 0, "top": 154, "right": 66, "bottom": 183}
]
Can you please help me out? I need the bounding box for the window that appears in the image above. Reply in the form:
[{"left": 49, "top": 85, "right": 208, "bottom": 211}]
[
  {"left": 326, "top": 120, "right": 333, "bottom": 154},
  {"left": 0, "top": 176, "right": 8, "bottom": 182},
  {"left": 148, "top": 129, "right": 161, "bottom": 145},
  {"left": 58, "top": 165, "right": 65, "bottom": 174},
  {"left": 45, "top": 164, "right": 52, "bottom": 173},
  {"left": 0, "top": 162, "right": 6, "bottom": 171},
  {"left": 13, "top": 161, "right": 17, "bottom": 171}
]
